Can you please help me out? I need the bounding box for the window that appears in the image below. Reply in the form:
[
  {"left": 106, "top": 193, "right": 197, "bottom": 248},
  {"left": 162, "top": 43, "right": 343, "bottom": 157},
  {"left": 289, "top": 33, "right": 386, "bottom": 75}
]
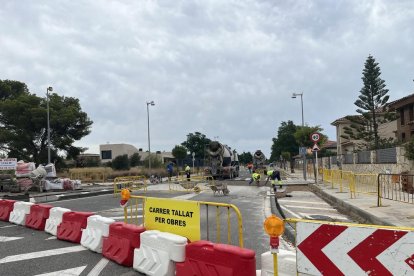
[
  {"left": 101, "top": 150, "right": 112, "bottom": 159},
  {"left": 410, "top": 105, "right": 414, "bottom": 122},
  {"left": 400, "top": 109, "right": 405, "bottom": 125},
  {"left": 402, "top": 132, "right": 406, "bottom": 142}
]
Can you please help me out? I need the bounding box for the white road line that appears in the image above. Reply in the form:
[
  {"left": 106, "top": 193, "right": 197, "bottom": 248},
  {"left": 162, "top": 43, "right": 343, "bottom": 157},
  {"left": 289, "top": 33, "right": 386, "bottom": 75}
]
[
  {"left": 87, "top": 258, "right": 110, "bottom": 276},
  {"left": 105, "top": 215, "right": 142, "bottom": 220},
  {"left": 283, "top": 205, "right": 336, "bottom": 211},
  {"left": 298, "top": 212, "right": 349, "bottom": 221},
  {"left": 0, "top": 245, "right": 87, "bottom": 264},
  {"left": 33, "top": 265, "right": 87, "bottom": 276},
  {"left": 280, "top": 205, "right": 301, "bottom": 218},
  {"left": 0, "top": 225, "right": 18, "bottom": 229},
  {"left": 45, "top": 236, "right": 57, "bottom": 240},
  {"left": 277, "top": 199, "right": 329, "bottom": 205},
  {"left": 0, "top": 236, "right": 24, "bottom": 242},
  {"left": 47, "top": 193, "right": 111, "bottom": 203}
]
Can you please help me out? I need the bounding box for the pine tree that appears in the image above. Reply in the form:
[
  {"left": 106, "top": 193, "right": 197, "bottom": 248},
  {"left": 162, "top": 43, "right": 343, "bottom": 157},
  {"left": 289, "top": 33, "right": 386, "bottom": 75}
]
[{"left": 342, "top": 55, "right": 395, "bottom": 150}]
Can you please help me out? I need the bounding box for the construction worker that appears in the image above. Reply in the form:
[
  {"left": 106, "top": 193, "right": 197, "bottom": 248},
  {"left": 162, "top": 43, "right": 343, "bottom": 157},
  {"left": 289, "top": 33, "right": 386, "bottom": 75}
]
[
  {"left": 248, "top": 170, "right": 261, "bottom": 186},
  {"left": 264, "top": 169, "right": 282, "bottom": 193},
  {"left": 166, "top": 162, "right": 174, "bottom": 181},
  {"left": 185, "top": 164, "right": 191, "bottom": 181}
]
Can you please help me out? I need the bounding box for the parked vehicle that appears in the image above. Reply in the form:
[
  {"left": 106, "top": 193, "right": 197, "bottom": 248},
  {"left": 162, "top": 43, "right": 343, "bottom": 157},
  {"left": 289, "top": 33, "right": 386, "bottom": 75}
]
[
  {"left": 253, "top": 150, "right": 266, "bottom": 170},
  {"left": 205, "top": 141, "right": 239, "bottom": 179}
]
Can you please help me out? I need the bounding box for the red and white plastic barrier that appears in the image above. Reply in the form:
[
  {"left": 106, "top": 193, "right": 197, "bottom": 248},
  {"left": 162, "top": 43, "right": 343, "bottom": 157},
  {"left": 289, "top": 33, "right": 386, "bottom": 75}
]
[
  {"left": 25, "top": 204, "right": 53, "bottom": 230},
  {"left": 0, "top": 199, "right": 16, "bottom": 221},
  {"left": 259, "top": 250, "right": 296, "bottom": 276},
  {"left": 9, "top": 201, "right": 34, "bottom": 225},
  {"left": 133, "top": 230, "right": 188, "bottom": 276},
  {"left": 57, "top": 211, "right": 94, "bottom": 243},
  {"left": 102, "top": 222, "right": 146, "bottom": 267},
  {"left": 175, "top": 240, "right": 256, "bottom": 276},
  {"left": 80, "top": 215, "right": 115, "bottom": 253},
  {"left": 45, "top": 207, "right": 71, "bottom": 236},
  {"left": 296, "top": 221, "right": 414, "bottom": 275}
]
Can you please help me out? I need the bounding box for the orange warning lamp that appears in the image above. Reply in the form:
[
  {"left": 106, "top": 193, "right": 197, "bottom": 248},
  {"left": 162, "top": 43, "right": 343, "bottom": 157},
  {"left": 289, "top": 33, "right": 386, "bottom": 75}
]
[
  {"left": 263, "top": 214, "right": 285, "bottom": 237},
  {"left": 121, "top": 188, "right": 131, "bottom": 201}
]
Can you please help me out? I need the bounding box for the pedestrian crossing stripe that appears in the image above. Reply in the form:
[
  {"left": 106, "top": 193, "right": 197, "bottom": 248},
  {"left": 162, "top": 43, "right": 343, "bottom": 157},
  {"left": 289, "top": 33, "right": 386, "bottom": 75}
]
[{"left": 0, "top": 245, "right": 87, "bottom": 264}]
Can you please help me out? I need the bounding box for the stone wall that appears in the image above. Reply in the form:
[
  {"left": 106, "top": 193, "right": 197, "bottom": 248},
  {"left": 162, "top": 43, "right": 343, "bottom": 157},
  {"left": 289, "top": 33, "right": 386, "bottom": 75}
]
[{"left": 319, "top": 147, "right": 414, "bottom": 174}]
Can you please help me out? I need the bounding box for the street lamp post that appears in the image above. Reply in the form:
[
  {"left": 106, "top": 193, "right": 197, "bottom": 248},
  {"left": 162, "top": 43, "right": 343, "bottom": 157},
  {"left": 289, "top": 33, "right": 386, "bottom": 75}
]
[
  {"left": 146, "top": 101, "right": 155, "bottom": 176},
  {"left": 192, "top": 152, "right": 195, "bottom": 173},
  {"left": 292, "top": 92, "right": 306, "bottom": 180},
  {"left": 46, "top": 86, "right": 53, "bottom": 164}
]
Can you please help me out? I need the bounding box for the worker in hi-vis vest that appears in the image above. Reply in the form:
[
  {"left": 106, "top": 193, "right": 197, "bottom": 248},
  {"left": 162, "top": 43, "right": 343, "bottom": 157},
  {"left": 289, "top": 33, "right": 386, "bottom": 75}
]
[
  {"left": 264, "top": 169, "right": 282, "bottom": 193},
  {"left": 248, "top": 170, "right": 261, "bottom": 186},
  {"left": 185, "top": 164, "right": 191, "bottom": 181}
]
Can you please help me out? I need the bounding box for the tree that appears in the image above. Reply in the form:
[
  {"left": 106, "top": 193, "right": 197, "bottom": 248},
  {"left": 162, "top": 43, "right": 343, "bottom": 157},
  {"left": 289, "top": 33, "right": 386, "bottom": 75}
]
[
  {"left": 293, "top": 125, "right": 327, "bottom": 150},
  {"left": 238, "top": 151, "right": 253, "bottom": 164},
  {"left": 0, "top": 79, "right": 93, "bottom": 165},
  {"left": 143, "top": 154, "right": 162, "bottom": 169},
  {"left": 112, "top": 154, "right": 130, "bottom": 170},
  {"left": 270, "top": 121, "right": 298, "bottom": 172},
  {"left": 342, "top": 55, "right": 395, "bottom": 150},
  {"left": 404, "top": 138, "right": 414, "bottom": 160},
  {"left": 129, "top": 153, "right": 141, "bottom": 167},
  {"left": 172, "top": 145, "right": 187, "bottom": 160},
  {"left": 270, "top": 121, "right": 298, "bottom": 162},
  {"left": 181, "top": 132, "right": 211, "bottom": 159}
]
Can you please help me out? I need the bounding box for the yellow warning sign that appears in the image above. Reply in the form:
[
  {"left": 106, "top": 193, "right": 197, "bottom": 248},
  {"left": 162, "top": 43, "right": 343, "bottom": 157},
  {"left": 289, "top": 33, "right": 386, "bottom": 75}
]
[{"left": 144, "top": 197, "right": 200, "bottom": 241}]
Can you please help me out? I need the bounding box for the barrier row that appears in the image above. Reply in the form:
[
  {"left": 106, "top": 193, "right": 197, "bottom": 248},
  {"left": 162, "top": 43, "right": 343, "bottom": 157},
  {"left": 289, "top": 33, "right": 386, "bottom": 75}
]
[
  {"left": 0, "top": 199, "right": 256, "bottom": 276},
  {"left": 168, "top": 175, "right": 215, "bottom": 193},
  {"left": 113, "top": 176, "right": 148, "bottom": 196},
  {"left": 322, "top": 169, "right": 378, "bottom": 198},
  {"left": 124, "top": 195, "right": 245, "bottom": 248}
]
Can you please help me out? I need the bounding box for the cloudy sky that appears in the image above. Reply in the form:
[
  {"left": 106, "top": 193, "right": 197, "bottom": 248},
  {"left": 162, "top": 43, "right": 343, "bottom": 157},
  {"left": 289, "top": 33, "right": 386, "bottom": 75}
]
[{"left": 1, "top": 0, "right": 414, "bottom": 158}]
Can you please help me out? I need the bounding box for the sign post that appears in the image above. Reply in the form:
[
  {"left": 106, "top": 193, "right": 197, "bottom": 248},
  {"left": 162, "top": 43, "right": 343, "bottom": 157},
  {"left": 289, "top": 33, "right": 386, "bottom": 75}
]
[
  {"left": 310, "top": 133, "right": 321, "bottom": 184},
  {"left": 192, "top": 152, "right": 195, "bottom": 173},
  {"left": 264, "top": 214, "right": 285, "bottom": 276}
]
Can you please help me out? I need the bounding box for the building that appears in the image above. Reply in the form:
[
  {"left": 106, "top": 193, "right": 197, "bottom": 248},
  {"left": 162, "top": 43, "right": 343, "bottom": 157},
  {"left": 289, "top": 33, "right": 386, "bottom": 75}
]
[
  {"left": 99, "top": 143, "right": 174, "bottom": 164},
  {"left": 388, "top": 93, "right": 414, "bottom": 143},
  {"left": 321, "top": 140, "right": 337, "bottom": 155},
  {"left": 331, "top": 112, "right": 397, "bottom": 156}
]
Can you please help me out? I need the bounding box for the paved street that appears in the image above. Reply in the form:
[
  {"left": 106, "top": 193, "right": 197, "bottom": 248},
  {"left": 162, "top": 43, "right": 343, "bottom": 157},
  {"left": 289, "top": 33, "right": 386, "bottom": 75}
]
[
  {"left": 0, "top": 177, "right": 289, "bottom": 275},
  {"left": 0, "top": 167, "right": 373, "bottom": 275}
]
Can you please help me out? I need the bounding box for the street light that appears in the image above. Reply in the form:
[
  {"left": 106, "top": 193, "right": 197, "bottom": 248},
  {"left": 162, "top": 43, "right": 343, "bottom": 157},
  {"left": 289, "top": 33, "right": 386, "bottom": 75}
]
[
  {"left": 291, "top": 93, "right": 304, "bottom": 126},
  {"left": 192, "top": 152, "right": 195, "bottom": 173},
  {"left": 146, "top": 101, "right": 155, "bottom": 176},
  {"left": 46, "top": 86, "right": 53, "bottom": 164},
  {"left": 292, "top": 92, "right": 306, "bottom": 180}
]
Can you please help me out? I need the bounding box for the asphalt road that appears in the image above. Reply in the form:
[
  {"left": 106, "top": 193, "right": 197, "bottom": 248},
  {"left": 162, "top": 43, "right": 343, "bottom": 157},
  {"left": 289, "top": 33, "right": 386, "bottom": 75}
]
[
  {"left": 0, "top": 168, "right": 355, "bottom": 275},
  {"left": 0, "top": 174, "right": 275, "bottom": 275}
]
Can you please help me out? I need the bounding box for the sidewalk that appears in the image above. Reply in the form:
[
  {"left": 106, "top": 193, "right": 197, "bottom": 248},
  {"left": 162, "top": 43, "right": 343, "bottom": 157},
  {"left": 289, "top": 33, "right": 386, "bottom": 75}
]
[
  {"left": 0, "top": 182, "right": 114, "bottom": 203},
  {"left": 286, "top": 169, "right": 414, "bottom": 228}
]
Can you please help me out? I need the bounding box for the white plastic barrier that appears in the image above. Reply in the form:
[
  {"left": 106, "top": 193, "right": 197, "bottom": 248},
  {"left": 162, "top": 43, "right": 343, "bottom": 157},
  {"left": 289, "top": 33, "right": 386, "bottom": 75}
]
[
  {"left": 258, "top": 250, "right": 297, "bottom": 276},
  {"left": 133, "top": 230, "right": 187, "bottom": 276},
  {"left": 80, "top": 215, "right": 115, "bottom": 253},
  {"left": 44, "top": 207, "right": 71, "bottom": 236},
  {"left": 9, "top": 201, "right": 34, "bottom": 225}
]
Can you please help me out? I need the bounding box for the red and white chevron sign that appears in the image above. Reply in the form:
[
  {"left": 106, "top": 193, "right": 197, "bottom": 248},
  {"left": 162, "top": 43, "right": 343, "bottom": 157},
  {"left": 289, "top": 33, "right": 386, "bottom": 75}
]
[{"left": 296, "top": 222, "right": 414, "bottom": 275}]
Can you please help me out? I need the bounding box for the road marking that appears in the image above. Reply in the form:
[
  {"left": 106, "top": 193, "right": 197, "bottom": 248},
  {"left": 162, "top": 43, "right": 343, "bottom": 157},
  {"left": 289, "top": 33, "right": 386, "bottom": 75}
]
[
  {"left": 0, "top": 245, "right": 87, "bottom": 264},
  {"left": 45, "top": 236, "right": 57, "bottom": 240},
  {"left": 33, "top": 265, "right": 87, "bottom": 276},
  {"left": 280, "top": 205, "right": 301, "bottom": 218},
  {"left": 87, "top": 258, "right": 110, "bottom": 276},
  {"left": 0, "top": 225, "right": 18, "bottom": 229},
  {"left": 298, "top": 212, "right": 349, "bottom": 221},
  {"left": 48, "top": 193, "right": 111, "bottom": 203},
  {"left": 278, "top": 199, "right": 329, "bottom": 205},
  {"left": 0, "top": 236, "right": 24, "bottom": 242},
  {"left": 105, "top": 215, "right": 141, "bottom": 220},
  {"left": 283, "top": 205, "right": 336, "bottom": 211}
]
